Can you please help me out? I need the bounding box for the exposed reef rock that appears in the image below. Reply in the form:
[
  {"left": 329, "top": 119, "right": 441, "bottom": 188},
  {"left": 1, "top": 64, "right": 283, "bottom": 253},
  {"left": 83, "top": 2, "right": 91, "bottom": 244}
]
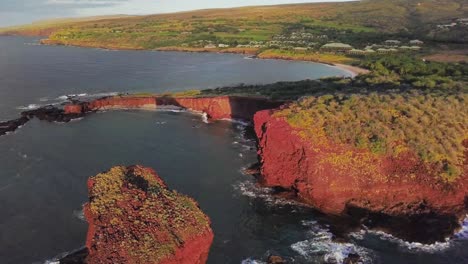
[
  {"left": 67, "top": 166, "right": 214, "bottom": 264},
  {"left": 0, "top": 116, "right": 29, "bottom": 136},
  {"left": 254, "top": 109, "right": 468, "bottom": 243},
  {"left": 64, "top": 95, "right": 283, "bottom": 121},
  {"left": 0, "top": 106, "right": 84, "bottom": 136},
  {"left": 22, "top": 105, "right": 84, "bottom": 122}
]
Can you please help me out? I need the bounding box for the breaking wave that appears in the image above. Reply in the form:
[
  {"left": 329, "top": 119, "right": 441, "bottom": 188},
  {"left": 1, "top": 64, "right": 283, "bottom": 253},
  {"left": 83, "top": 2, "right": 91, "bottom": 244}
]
[
  {"left": 72, "top": 208, "right": 85, "bottom": 221},
  {"left": 291, "top": 220, "right": 373, "bottom": 264},
  {"left": 220, "top": 118, "right": 251, "bottom": 126},
  {"left": 16, "top": 104, "right": 42, "bottom": 110},
  {"left": 234, "top": 180, "right": 303, "bottom": 207},
  {"left": 55, "top": 92, "right": 120, "bottom": 101},
  {"left": 241, "top": 259, "right": 265, "bottom": 264},
  {"left": 201, "top": 112, "right": 209, "bottom": 123},
  {"left": 350, "top": 215, "right": 468, "bottom": 253}
]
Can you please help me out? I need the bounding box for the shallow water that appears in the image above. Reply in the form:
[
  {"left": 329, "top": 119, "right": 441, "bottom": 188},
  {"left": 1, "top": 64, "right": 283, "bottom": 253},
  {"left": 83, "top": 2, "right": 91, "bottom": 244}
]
[{"left": 0, "top": 37, "right": 467, "bottom": 264}]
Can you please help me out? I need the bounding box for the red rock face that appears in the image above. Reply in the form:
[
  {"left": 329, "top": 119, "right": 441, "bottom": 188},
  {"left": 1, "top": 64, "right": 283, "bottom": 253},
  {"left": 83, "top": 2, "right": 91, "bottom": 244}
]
[
  {"left": 84, "top": 166, "right": 214, "bottom": 264},
  {"left": 254, "top": 110, "right": 468, "bottom": 242},
  {"left": 64, "top": 96, "right": 283, "bottom": 121}
]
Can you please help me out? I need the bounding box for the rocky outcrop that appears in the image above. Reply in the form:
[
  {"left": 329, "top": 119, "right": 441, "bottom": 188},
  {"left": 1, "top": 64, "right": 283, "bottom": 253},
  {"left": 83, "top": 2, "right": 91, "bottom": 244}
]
[
  {"left": 254, "top": 109, "right": 468, "bottom": 243},
  {"left": 0, "top": 106, "right": 85, "bottom": 136},
  {"left": 1, "top": 95, "right": 282, "bottom": 138},
  {"left": 79, "top": 165, "right": 214, "bottom": 264},
  {"left": 0, "top": 116, "right": 29, "bottom": 136},
  {"left": 64, "top": 96, "right": 283, "bottom": 121}
]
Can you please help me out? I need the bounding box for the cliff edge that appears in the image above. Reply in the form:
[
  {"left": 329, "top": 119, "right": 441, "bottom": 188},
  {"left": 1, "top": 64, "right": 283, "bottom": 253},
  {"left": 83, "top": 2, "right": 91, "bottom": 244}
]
[{"left": 254, "top": 93, "right": 467, "bottom": 243}]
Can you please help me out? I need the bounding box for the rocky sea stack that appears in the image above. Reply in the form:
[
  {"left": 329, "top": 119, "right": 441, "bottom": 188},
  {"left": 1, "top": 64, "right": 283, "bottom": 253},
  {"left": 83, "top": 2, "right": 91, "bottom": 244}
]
[{"left": 74, "top": 166, "right": 214, "bottom": 264}]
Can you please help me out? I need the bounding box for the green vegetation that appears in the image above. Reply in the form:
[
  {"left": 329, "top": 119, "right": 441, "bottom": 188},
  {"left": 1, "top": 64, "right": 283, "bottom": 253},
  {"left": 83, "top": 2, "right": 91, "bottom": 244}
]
[
  {"left": 89, "top": 166, "right": 211, "bottom": 263},
  {"left": 1, "top": 0, "right": 466, "bottom": 56},
  {"left": 278, "top": 92, "right": 467, "bottom": 182},
  {"left": 357, "top": 55, "right": 468, "bottom": 89}
]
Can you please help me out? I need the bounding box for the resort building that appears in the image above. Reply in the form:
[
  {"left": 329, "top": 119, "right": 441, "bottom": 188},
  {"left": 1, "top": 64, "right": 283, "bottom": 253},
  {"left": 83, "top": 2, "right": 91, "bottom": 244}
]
[
  {"left": 377, "top": 48, "right": 398, "bottom": 54},
  {"left": 409, "top": 40, "right": 424, "bottom": 45},
  {"left": 320, "top": 43, "right": 353, "bottom": 52},
  {"left": 293, "top": 47, "right": 308, "bottom": 52},
  {"left": 384, "top": 40, "right": 401, "bottom": 45},
  {"left": 204, "top": 44, "right": 217, "bottom": 49}
]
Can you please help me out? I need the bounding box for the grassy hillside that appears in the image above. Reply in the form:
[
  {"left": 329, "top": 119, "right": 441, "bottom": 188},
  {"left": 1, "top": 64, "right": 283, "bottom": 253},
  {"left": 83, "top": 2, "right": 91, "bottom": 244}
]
[
  {"left": 278, "top": 92, "right": 467, "bottom": 182},
  {"left": 1, "top": 0, "right": 466, "bottom": 50}
]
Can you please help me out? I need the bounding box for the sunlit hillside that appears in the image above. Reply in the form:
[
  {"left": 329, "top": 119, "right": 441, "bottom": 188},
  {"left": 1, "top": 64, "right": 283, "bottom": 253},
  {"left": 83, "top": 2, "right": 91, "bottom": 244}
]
[{"left": 1, "top": 0, "right": 466, "bottom": 48}]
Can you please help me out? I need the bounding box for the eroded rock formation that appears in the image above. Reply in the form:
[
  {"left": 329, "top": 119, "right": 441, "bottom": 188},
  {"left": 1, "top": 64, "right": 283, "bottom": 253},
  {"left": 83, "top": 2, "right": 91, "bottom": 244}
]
[
  {"left": 82, "top": 165, "right": 214, "bottom": 264},
  {"left": 254, "top": 109, "right": 468, "bottom": 243},
  {"left": 64, "top": 96, "right": 283, "bottom": 121}
]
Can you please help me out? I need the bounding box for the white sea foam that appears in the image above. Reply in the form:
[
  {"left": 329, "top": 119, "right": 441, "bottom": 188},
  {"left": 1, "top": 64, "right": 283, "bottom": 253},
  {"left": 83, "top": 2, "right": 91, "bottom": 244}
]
[
  {"left": 350, "top": 215, "right": 468, "bottom": 253},
  {"left": 57, "top": 95, "right": 70, "bottom": 100},
  {"left": 241, "top": 259, "right": 265, "bottom": 264},
  {"left": 43, "top": 247, "right": 87, "bottom": 264},
  {"left": 201, "top": 112, "right": 209, "bottom": 123},
  {"left": 454, "top": 216, "right": 468, "bottom": 240},
  {"left": 156, "top": 105, "right": 186, "bottom": 113},
  {"left": 44, "top": 261, "right": 60, "bottom": 264},
  {"left": 72, "top": 209, "right": 85, "bottom": 221},
  {"left": 220, "top": 118, "right": 251, "bottom": 126},
  {"left": 56, "top": 92, "right": 119, "bottom": 101},
  {"left": 291, "top": 220, "right": 373, "bottom": 264},
  {"left": 16, "top": 104, "right": 41, "bottom": 110},
  {"left": 234, "top": 180, "right": 303, "bottom": 207}
]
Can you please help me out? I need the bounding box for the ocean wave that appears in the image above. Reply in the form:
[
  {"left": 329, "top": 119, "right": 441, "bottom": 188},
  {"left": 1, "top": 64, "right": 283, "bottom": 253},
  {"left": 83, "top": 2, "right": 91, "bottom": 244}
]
[
  {"left": 16, "top": 104, "right": 41, "bottom": 110},
  {"left": 454, "top": 215, "right": 468, "bottom": 240},
  {"left": 72, "top": 208, "right": 85, "bottom": 221},
  {"left": 201, "top": 112, "right": 209, "bottom": 123},
  {"left": 241, "top": 258, "right": 265, "bottom": 264},
  {"left": 350, "top": 215, "right": 468, "bottom": 253},
  {"left": 55, "top": 92, "right": 119, "bottom": 101},
  {"left": 234, "top": 180, "right": 303, "bottom": 207},
  {"left": 156, "top": 105, "right": 186, "bottom": 113},
  {"left": 43, "top": 247, "right": 86, "bottom": 264},
  {"left": 292, "top": 220, "right": 373, "bottom": 264},
  {"left": 220, "top": 118, "right": 251, "bottom": 126}
]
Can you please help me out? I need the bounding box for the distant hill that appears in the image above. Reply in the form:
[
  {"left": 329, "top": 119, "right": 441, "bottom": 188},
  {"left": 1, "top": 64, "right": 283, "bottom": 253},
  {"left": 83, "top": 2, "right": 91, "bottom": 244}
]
[{"left": 1, "top": 0, "right": 466, "bottom": 48}]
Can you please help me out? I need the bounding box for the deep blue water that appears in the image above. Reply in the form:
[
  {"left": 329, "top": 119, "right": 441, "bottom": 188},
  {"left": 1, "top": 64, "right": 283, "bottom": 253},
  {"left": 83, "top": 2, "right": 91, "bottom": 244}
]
[{"left": 0, "top": 36, "right": 466, "bottom": 264}]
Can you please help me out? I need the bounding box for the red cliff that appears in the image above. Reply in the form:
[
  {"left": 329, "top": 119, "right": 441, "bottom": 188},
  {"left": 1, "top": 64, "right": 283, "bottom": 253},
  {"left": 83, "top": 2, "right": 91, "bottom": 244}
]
[
  {"left": 83, "top": 166, "right": 214, "bottom": 264},
  {"left": 64, "top": 96, "right": 283, "bottom": 121},
  {"left": 254, "top": 110, "right": 468, "bottom": 243}
]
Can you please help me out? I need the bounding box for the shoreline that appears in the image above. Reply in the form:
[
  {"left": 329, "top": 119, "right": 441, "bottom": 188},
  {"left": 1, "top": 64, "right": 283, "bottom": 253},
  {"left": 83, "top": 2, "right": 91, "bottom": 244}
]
[
  {"left": 332, "top": 63, "right": 370, "bottom": 77},
  {"left": 36, "top": 38, "right": 369, "bottom": 78}
]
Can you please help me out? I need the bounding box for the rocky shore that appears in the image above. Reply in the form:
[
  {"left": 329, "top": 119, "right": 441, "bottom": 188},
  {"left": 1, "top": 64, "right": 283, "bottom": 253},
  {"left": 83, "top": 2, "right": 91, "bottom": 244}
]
[
  {"left": 63, "top": 95, "right": 284, "bottom": 121},
  {"left": 2, "top": 93, "right": 466, "bottom": 246},
  {"left": 61, "top": 166, "right": 214, "bottom": 264},
  {"left": 0, "top": 106, "right": 85, "bottom": 136},
  {"left": 254, "top": 109, "right": 467, "bottom": 243}
]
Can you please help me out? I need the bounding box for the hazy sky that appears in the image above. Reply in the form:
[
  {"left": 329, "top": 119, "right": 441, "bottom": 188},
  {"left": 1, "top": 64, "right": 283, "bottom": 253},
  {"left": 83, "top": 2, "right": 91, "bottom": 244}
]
[{"left": 0, "top": 0, "right": 352, "bottom": 27}]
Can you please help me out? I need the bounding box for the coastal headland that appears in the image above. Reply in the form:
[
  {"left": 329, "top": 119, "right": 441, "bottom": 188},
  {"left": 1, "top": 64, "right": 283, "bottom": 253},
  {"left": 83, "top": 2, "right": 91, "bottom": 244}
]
[{"left": 1, "top": 90, "right": 466, "bottom": 245}]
